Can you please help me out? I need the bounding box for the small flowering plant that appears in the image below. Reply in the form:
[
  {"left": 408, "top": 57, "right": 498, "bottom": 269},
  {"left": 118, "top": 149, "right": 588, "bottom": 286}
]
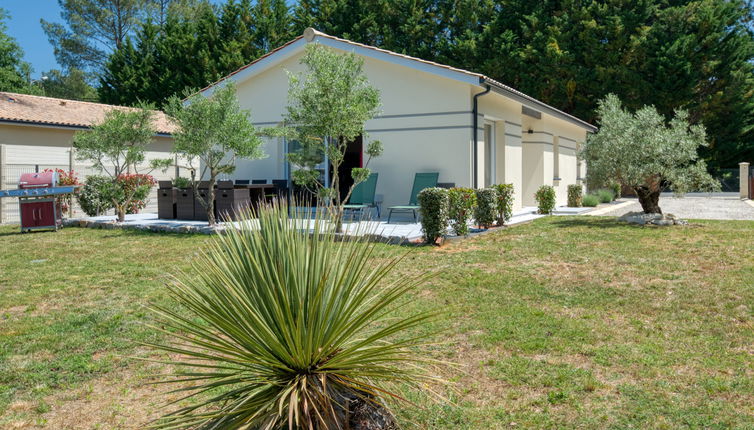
[
  {"left": 43, "top": 168, "right": 81, "bottom": 216},
  {"left": 116, "top": 173, "right": 157, "bottom": 214}
]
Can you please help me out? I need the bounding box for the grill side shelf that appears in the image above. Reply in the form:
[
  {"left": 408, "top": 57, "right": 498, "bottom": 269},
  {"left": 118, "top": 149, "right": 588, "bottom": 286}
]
[{"left": 0, "top": 186, "right": 79, "bottom": 198}]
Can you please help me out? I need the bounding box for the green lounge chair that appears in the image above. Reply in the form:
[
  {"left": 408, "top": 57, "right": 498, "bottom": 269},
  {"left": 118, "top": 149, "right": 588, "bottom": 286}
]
[
  {"left": 387, "top": 172, "right": 439, "bottom": 223},
  {"left": 344, "top": 173, "right": 379, "bottom": 218}
]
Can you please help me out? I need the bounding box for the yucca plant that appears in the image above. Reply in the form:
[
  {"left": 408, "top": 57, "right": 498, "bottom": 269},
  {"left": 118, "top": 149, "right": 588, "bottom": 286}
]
[{"left": 145, "top": 202, "right": 436, "bottom": 429}]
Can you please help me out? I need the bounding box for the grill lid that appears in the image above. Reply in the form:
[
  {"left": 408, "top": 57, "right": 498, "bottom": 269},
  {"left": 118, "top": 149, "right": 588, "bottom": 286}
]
[{"left": 19, "top": 172, "right": 58, "bottom": 188}]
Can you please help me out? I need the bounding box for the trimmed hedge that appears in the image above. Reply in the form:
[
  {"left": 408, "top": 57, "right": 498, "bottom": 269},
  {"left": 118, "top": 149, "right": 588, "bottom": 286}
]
[
  {"left": 492, "top": 183, "right": 514, "bottom": 226},
  {"left": 448, "top": 187, "right": 476, "bottom": 236},
  {"left": 567, "top": 184, "right": 583, "bottom": 207},
  {"left": 474, "top": 188, "right": 498, "bottom": 229},
  {"left": 535, "top": 185, "right": 556, "bottom": 214},
  {"left": 417, "top": 187, "right": 449, "bottom": 244}
]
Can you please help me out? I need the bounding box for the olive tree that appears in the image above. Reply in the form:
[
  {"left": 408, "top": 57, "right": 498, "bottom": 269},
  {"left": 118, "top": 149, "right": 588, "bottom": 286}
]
[
  {"left": 73, "top": 105, "right": 170, "bottom": 222},
  {"left": 582, "top": 94, "right": 719, "bottom": 214},
  {"left": 281, "top": 43, "right": 382, "bottom": 232},
  {"left": 166, "top": 83, "right": 265, "bottom": 226}
]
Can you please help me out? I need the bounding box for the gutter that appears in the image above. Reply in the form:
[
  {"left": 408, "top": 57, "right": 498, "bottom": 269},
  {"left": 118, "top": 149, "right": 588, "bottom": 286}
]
[{"left": 472, "top": 84, "right": 492, "bottom": 189}]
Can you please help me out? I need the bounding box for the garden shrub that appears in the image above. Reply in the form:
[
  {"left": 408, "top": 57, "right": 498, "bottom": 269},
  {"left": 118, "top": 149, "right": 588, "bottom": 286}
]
[
  {"left": 76, "top": 174, "right": 156, "bottom": 217},
  {"left": 492, "top": 183, "right": 514, "bottom": 226},
  {"left": 149, "top": 203, "right": 435, "bottom": 429},
  {"left": 567, "top": 184, "right": 583, "bottom": 207},
  {"left": 596, "top": 189, "right": 614, "bottom": 203},
  {"left": 417, "top": 187, "right": 449, "bottom": 244},
  {"left": 173, "top": 176, "right": 190, "bottom": 189},
  {"left": 448, "top": 187, "right": 476, "bottom": 236},
  {"left": 474, "top": 188, "right": 498, "bottom": 228},
  {"left": 77, "top": 175, "right": 114, "bottom": 216},
  {"left": 610, "top": 182, "right": 621, "bottom": 200},
  {"left": 535, "top": 185, "right": 556, "bottom": 214},
  {"left": 43, "top": 168, "right": 81, "bottom": 215},
  {"left": 117, "top": 174, "right": 157, "bottom": 214},
  {"left": 582, "top": 194, "right": 600, "bottom": 207}
]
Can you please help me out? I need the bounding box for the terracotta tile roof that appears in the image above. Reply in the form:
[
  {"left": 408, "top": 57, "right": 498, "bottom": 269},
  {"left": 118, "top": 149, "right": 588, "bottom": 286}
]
[{"left": 0, "top": 92, "right": 176, "bottom": 135}]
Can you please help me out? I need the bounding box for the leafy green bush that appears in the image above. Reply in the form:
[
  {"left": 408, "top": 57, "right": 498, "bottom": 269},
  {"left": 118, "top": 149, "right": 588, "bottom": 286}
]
[
  {"left": 418, "top": 187, "right": 449, "bottom": 244},
  {"left": 567, "top": 184, "right": 583, "bottom": 207},
  {"left": 117, "top": 173, "right": 156, "bottom": 214},
  {"left": 582, "top": 194, "right": 600, "bottom": 207},
  {"left": 597, "top": 189, "right": 614, "bottom": 203},
  {"left": 492, "top": 183, "right": 514, "bottom": 226},
  {"left": 610, "top": 182, "right": 621, "bottom": 200},
  {"left": 149, "top": 203, "right": 435, "bottom": 429},
  {"left": 77, "top": 175, "right": 114, "bottom": 216},
  {"left": 474, "top": 188, "right": 498, "bottom": 228},
  {"left": 76, "top": 174, "right": 155, "bottom": 217},
  {"left": 173, "top": 176, "right": 190, "bottom": 189},
  {"left": 448, "top": 187, "right": 477, "bottom": 235},
  {"left": 535, "top": 185, "right": 556, "bottom": 214}
]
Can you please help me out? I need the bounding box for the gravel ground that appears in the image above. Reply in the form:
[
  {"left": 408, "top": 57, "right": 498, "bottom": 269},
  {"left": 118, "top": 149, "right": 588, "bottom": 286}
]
[{"left": 600, "top": 193, "right": 754, "bottom": 221}]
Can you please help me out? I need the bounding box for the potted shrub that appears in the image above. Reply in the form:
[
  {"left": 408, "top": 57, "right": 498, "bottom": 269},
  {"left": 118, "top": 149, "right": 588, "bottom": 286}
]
[
  {"left": 567, "top": 184, "right": 583, "bottom": 207},
  {"left": 448, "top": 187, "right": 476, "bottom": 236},
  {"left": 492, "top": 183, "right": 514, "bottom": 226},
  {"left": 535, "top": 185, "right": 556, "bottom": 214},
  {"left": 474, "top": 188, "right": 498, "bottom": 229},
  {"left": 417, "top": 187, "right": 449, "bottom": 244}
]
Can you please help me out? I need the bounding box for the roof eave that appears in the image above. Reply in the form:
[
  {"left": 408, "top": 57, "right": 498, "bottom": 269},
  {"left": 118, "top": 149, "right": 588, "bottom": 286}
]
[
  {"left": 0, "top": 118, "right": 174, "bottom": 136},
  {"left": 481, "top": 78, "right": 598, "bottom": 133}
]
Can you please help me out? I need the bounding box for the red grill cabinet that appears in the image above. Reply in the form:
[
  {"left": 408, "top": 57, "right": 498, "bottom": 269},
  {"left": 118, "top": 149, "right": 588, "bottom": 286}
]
[{"left": 18, "top": 172, "right": 62, "bottom": 232}]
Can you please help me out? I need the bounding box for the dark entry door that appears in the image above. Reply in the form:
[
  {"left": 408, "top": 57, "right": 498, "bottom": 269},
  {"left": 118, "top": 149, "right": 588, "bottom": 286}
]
[{"left": 332, "top": 135, "right": 363, "bottom": 200}]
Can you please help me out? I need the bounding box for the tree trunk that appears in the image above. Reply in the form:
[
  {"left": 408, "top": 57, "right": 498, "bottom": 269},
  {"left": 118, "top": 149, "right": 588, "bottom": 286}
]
[
  {"left": 634, "top": 186, "right": 662, "bottom": 214},
  {"left": 206, "top": 176, "right": 217, "bottom": 226},
  {"left": 116, "top": 206, "right": 126, "bottom": 223},
  {"left": 207, "top": 186, "right": 216, "bottom": 226}
]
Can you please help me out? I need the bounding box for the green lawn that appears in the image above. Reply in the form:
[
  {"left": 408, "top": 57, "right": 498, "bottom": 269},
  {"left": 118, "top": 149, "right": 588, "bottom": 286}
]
[{"left": 1, "top": 217, "right": 753, "bottom": 429}]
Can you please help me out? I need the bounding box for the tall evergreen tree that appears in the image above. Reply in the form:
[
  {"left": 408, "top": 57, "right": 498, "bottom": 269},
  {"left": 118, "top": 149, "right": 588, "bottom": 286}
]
[{"left": 0, "top": 9, "right": 40, "bottom": 94}]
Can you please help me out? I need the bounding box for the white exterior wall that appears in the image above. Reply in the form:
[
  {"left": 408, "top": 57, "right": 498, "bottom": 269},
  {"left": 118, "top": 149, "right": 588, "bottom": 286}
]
[
  {"left": 476, "top": 93, "right": 526, "bottom": 210},
  {"left": 0, "top": 123, "right": 174, "bottom": 223},
  {"left": 224, "top": 35, "right": 594, "bottom": 215},
  {"left": 230, "top": 50, "right": 473, "bottom": 212},
  {"left": 541, "top": 116, "right": 588, "bottom": 206}
]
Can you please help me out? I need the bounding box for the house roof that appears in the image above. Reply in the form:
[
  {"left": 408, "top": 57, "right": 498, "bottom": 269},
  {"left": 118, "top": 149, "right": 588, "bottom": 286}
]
[
  {"left": 0, "top": 92, "right": 176, "bottom": 135},
  {"left": 200, "top": 28, "right": 597, "bottom": 132}
]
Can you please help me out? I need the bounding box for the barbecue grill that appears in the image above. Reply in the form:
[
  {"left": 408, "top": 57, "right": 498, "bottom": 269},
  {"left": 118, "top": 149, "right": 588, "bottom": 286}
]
[{"left": 0, "top": 171, "right": 78, "bottom": 232}]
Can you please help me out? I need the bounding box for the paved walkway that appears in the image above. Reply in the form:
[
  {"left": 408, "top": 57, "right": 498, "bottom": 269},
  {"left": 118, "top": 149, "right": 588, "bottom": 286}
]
[
  {"left": 66, "top": 205, "right": 592, "bottom": 241},
  {"left": 599, "top": 193, "right": 754, "bottom": 221}
]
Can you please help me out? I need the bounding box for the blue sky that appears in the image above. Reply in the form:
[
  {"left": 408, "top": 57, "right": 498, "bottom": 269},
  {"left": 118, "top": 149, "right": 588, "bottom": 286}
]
[
  {"left": 2, "top": 0, "right": 226, "bottom": 78},
  {"left": 3, "top": 0, "right": 64, "bottom": 78}
]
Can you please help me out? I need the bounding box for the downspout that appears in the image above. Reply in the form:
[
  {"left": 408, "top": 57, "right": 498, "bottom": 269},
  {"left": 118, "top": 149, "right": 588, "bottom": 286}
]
[{"left": 472, "top": 81, "right": 492, "bottom": 189}]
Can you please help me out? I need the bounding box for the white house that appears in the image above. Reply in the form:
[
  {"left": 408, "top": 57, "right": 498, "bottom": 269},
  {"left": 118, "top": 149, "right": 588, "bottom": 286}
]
[{"left": 201, "top": 28, "right": 596, "bottom": 213}]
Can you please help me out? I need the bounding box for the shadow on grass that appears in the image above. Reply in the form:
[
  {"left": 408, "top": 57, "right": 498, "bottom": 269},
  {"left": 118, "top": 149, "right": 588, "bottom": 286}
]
[
  {"left": 94, "top": 227, "right": 210, "bottom": 240},
  {"left": 548, "top": 216, "right": 639, "bottom": 229}
]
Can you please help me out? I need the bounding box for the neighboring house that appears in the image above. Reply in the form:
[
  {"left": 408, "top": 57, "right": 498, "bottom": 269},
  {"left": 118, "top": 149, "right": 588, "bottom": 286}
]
[
  {"left": 201, "top": 28, "right": 596, "bottom": 213},
  {"left": 0, "top": 92, "right": 176, "bottom": 223}
]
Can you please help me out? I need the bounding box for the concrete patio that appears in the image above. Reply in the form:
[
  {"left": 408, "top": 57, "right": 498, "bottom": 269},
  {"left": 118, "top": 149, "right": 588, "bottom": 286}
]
[{"left": 63, "top": 205, "right": 592, "bottom": 243}]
